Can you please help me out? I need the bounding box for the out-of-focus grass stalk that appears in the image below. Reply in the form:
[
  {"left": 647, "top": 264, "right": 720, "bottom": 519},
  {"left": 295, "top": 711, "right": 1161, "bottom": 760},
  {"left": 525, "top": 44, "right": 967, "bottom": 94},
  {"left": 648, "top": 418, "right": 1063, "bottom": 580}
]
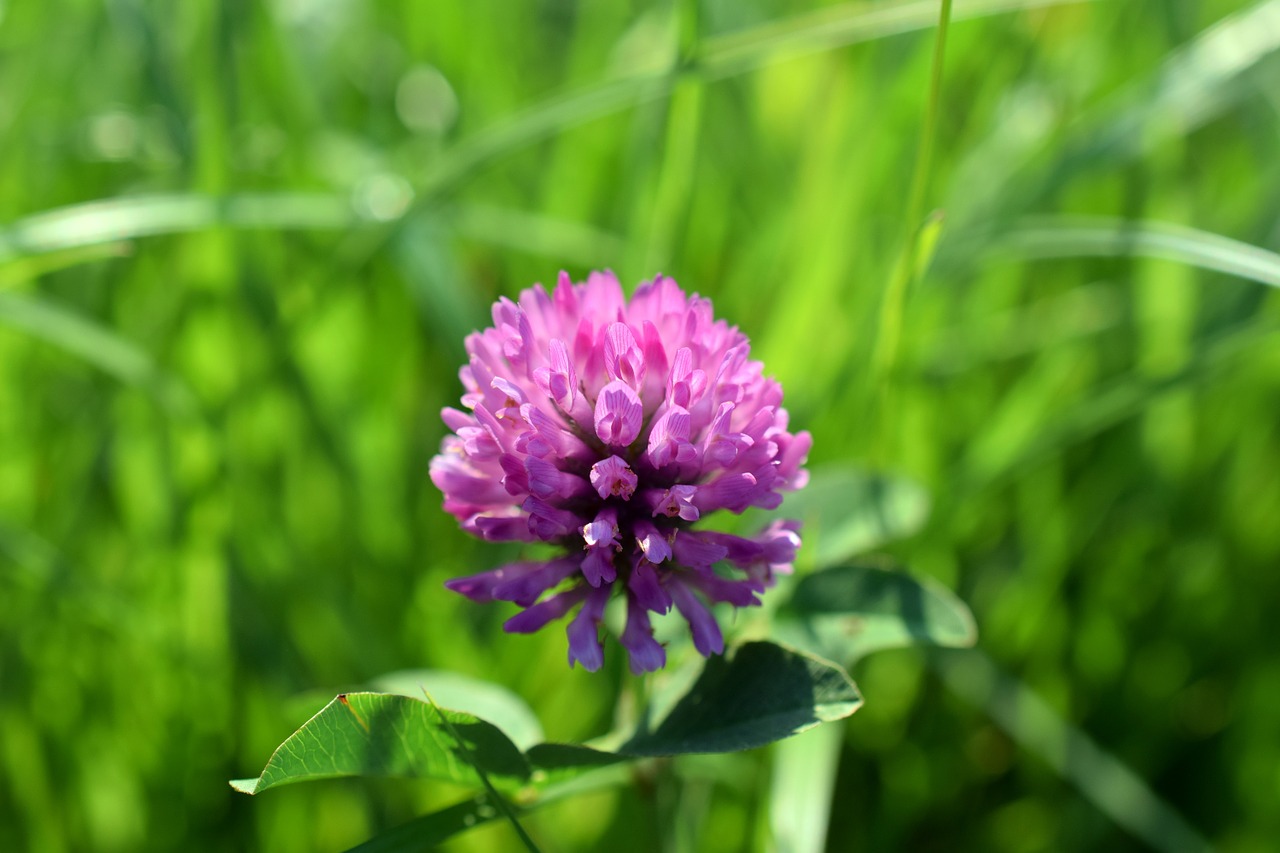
[
  {"left": 411, "top": 0, "right": 1093, "bottom": 199},
  {"left": 937, "top": 650, "right": 1215, "bottom": 853},
  {"left": 0, "top": 291, "right": 192, "bottom": 411},
  {"left": 640, "top": 0, "right": 704, "bottom": 276},
  {"left": 422, "top": 691, "right": 542, "bottom": 853},
  {"left": 773, "top": 4, "right": 952, "bottom": 845},
  {"left": 1000, "top": 217, "right": 1280, "bottom": 290},
  {"left": 869, "top": 0, "right": 953, "bottom": 464}
]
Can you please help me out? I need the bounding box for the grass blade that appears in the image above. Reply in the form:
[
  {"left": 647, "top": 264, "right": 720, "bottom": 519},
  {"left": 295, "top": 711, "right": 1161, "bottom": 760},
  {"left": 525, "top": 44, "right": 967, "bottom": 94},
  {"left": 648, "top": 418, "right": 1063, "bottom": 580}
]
[
  {"left": 1001, "top": 217, "right": 1280, "bottom": 289},
  {"left": 416, "top": 0, "right": 1096, "bottom": 197},
  {"left": 938, "top": 650, "right": 1214, "bottom": 853},
  {"left": 0, "top": 194, "right": 353, "bottom": 263},
  {"left": 421, "top": 691, "right": 542, "bottom": 853},
  {"left": 0, "top": 291, "right": 190, "bottom": 409}
]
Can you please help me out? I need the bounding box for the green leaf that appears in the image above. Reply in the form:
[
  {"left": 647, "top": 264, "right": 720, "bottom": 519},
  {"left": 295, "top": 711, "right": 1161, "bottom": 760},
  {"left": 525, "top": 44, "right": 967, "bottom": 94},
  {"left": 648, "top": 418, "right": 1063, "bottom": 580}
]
[
  {"left": 240, "top": 644, "right": 859, "bottom": 848},
  {"left": 230, "top": 693, "right": 530, "bottom": 795},
  {"left": 418, "top": 693, "right": 542, "bottom": 853},
  {"left": 525, "top": 742, "right": 625, "bottom": 773},
  {"left": 618, "top": 641, "right": 862, "bottom": 756},
  {"left": 779, "top": 563, "right": 977, "bottom": 664},
  {"left": 369, "top": 669, "right": 544, "bottom": 751},
  {"left": 754, "top": 466, "right": 930, "bottom": 567}
]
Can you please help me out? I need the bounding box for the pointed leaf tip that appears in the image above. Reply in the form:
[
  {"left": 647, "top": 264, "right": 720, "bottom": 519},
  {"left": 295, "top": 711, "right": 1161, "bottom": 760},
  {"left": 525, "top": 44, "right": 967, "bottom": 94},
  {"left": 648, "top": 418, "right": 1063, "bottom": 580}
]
[
  {"left": 230, "top": 693, "right": 530, "bottom": 796},
  {"left": 619, "top": 640, "right": 862, "bottom": 756}
]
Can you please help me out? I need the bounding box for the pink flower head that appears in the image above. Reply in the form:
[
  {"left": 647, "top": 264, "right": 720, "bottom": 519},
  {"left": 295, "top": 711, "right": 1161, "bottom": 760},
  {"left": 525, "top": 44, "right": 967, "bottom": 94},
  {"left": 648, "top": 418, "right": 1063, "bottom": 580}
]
[{"left": 431, "top": 271, "right": 811, "bottom": 673}]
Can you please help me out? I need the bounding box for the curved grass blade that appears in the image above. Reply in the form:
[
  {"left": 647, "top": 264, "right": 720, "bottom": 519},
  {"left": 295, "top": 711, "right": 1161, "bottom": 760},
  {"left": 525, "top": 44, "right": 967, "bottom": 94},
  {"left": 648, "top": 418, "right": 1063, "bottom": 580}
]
[
  {"left": 938, "top": 650, "right": 1214, "bottom": 853},
  {"left": 0, "top": 291, "right": 191, "bottom": 410},
  {"left": 1001, "top": 217, "right": 1280, "bottom": 289},
  {"left": 0, "top": 193, "right": 353, "bottom": 263},
  {"left": 958, "top": 320, "right": 1280, "bottom": 489},
  {"left": 415, "top": 0, "right": 1096, "bottom": 197},
  {"left": 940, "top": 0, "right": 1280, "bottom": 269},
  {"left": 0, "top": 242, "right": 131, "bottom": 286},
  {"left": 421, "top": 692, "right": 541, "bottom": 853},
  {"left": 770, "top": 560, "right": 976, "bottom": 852}
]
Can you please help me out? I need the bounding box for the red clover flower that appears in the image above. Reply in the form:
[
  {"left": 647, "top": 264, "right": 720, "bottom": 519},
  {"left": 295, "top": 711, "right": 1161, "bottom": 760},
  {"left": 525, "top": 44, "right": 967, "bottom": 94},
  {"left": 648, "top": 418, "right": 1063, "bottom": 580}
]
[{"left": 431, "top": 272, "right": 810, "bottom": 673}]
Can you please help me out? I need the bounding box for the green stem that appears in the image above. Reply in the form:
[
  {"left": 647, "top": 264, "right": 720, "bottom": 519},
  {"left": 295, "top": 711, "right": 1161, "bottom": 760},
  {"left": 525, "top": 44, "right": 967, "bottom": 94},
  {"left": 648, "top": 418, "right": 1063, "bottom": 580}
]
[
  {"left": 870, "top": 0, "right": 954, "bottom": 461},
  {"left": 422, "top": 692, "right": 543, "bottom": 853}
]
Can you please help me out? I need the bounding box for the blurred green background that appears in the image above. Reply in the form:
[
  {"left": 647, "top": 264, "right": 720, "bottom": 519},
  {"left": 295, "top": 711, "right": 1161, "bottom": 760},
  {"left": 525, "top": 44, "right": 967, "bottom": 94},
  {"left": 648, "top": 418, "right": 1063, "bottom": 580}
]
[{"left": 2, "top": 0, "right": 1279, "bottom": 850}]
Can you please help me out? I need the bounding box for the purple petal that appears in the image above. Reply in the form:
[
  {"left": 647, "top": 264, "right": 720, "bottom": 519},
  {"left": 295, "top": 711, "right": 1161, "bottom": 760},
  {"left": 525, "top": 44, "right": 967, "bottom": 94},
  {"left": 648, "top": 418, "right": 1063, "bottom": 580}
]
[
  {"left": 695, "top": 531, "right": 765, "bottom": 566},
  {"left": 441, "top": 407, "right": 475, "bottom": 432},
  {"left": 429, "top": 453, "right": 511, "bottom": 515},
  {"left": 640, "top": 321, "right": 669, "bottom": 409},
  {"left": 525, "top": 455, "right": 591, "bottom": 501},
  {"left": 463, "top": 513, "right": 537, "bottom": 543},
  {"left": 634, "top": 519, "right": 673, "bottom": 564},
  {"left": 643, "top": 485, "right": 700, "bottom": 521},
  {"left": 492, "top": 298, "right": 533, "bottom": 374},
  {"left": 701, "top": 402, "right": 754, "bottom": 469},
  {"left": 669, "top": 580, "right": 724, "bottom": 657},
  {"left": 692, "top": 472, "right": 758, "bottom": 514},
  {"left": 621, "top": 596, "right": 666, "bottom": 674},
  {"left": 684, "top": 569, "right": 762, "bottom": 607},
  {"left": 552, "top": 270, "right": 578, "bottom": 315},
  {"left": 489, "top": 377, "right": 526, "bottom": 422},
  {"left": 580, "top": 508, "right": 620, "bottom": 587},
  {"left": 646, "top": 406, "right": 698, "bottom": 469},
  {"left": 581, "top": 550, "right": 616, "bottom": 588},
  {"left": 445, "top": 562, "right": 542, "bottom": 602},
  {"left": 777, "top": 429, "right": 813, "bottom": 488},
  {"left": 517, "top": 403, "right": 592, "bottom": 461},
  {"left": 491, "top": 557, "right": 582, "bottom": 606},
  {"left": 458, "top": 424, "right": 501, "bottom": 460},
  {"left": 594, "top": 380, "right": 644, "bottom": 446},
  {"left": 589, "top": 455, "right": 638, "bottom": 500},
  {"left": 566, "top": 584, "right": 611, "bottom": 670},
  {"left": 522, "top": 496, "right": 583, "bottom": 540},
  {"left": 672, "top": 530, "right": 729, "bottom": 569},
  {"left": 504, "top": 586, "right": 588, "bottom": 634},
  {"left": 628, "top": 559, "right": 672, "bottom": 613},
  {"left": 533, "top": 338, "right": 578, "bottom": 411},
  {"left": 758, "top": 519, "right": 802, "bottom": 566},
  {"left": 667, "top": 347, "right": 708, "bottom": 409},
  {"left": 499, "top": 453, "right": 530, "bottom": 497},
  {"left": 604, "top": 322, "right": 645, "bottom": 389}
]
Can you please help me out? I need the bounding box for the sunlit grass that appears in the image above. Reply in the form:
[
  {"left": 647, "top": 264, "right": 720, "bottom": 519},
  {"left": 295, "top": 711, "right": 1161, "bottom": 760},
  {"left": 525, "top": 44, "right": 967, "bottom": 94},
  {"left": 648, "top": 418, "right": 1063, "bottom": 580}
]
[{"left": 2, "top": 0, "right": 1278, "bottom": 851}]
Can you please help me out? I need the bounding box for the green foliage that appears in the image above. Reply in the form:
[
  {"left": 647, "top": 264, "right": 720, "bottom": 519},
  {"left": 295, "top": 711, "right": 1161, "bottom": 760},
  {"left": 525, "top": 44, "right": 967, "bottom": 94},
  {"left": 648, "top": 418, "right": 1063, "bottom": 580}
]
[
  {"left": 230, "top": 694, "right": 531, "bottom": 795},
  {"left": 233, "top": 641, "right": 864, "bottom": 849},
  {"left": 746, "top": 466, "right": 931, "bottom": 566},
  {"left": 620, "top": 641, "right": 862, "bottom": 755},
  {"left": 780, "top": 562, "right": 977, "bottom": 663},
  {"left": 3, "top": 0, "right": 1279, "bottom": 851}
]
